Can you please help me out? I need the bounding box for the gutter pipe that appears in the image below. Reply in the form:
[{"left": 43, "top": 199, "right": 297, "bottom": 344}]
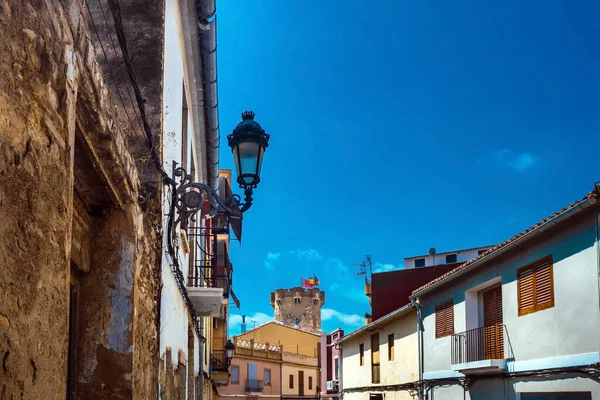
[
  {"left": 196, "top": 0, "right": 220, "bottom": 190},
  {"left": 413, "top": 196, "right": 597, "bottom": 297},
  {"left": 410, "top": 297, "right": 424, "bottom": 400}
]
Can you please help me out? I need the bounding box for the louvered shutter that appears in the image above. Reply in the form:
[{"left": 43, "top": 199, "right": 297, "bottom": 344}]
[
  {"left": 518, "top": 256, "right": 554, "bottom": 316},
  {"left": 435, "top": 303, "right": 445, "bottom": 338},
  {"left": 535, "top": 259, "right": 554, "bottom": 309},
  {"left": 435, "top": 300, "right": 454, "bottom": 338},
  {"left": 517, "top": 266, "right": 535, "bottom": 315},
  {"left": 483, "top": 287, "right": 504, "bottom": 359},
  {"left": 444, "top": 300, "right": 454, "bottom": 336}
]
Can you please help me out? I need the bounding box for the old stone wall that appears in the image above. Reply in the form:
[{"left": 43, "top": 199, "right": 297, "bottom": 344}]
[{"left": 0, "top": 1, "right": 162, "bottom": 399}]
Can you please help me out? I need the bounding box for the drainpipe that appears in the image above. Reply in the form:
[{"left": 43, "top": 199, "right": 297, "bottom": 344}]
[
  {"left": 279, "top": 362, "right": 283, "bottom": 400},
  {"left": 410, "top": 296, "right": 423, "bottom": 400},
  {"left": 200, "top": 317, "right": 205, "bottom": 400}
]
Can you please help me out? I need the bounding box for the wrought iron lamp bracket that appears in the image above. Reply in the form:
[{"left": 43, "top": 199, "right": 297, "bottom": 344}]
[{"left": 171, "top": 164, "right": 251, "bottom": 231}]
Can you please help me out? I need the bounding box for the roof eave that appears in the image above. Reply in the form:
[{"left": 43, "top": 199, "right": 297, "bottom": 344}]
[
  {"left": 335, "top": 304, "right": 414, "bottom": 345},
  {"left": 411, "top": 197, "right": 595, "bottom": 298}
]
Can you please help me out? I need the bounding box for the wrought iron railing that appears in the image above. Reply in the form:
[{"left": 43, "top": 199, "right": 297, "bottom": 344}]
[
  {"left": 245, "top": 379, "right": 264, "bottom": 392},
  {"left": 187, "top": 225, "right": 232, "bottom": 296},
  {"left": 451, "top": 324, "right": 513, "bottom": 365},
  {"left": 210, "top": 350, "right": 228, "bottom": 372}
]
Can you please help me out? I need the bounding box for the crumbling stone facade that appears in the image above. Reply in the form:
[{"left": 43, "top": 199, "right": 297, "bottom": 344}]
[
  {"left": 271, "top": 288, "right": 325, "bottom": 333},
  {"left": 0, "top": 0, "right": 163, "bottom": 398}
]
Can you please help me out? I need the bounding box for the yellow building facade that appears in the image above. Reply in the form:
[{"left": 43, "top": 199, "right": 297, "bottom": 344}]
[{"left": 338, "top": 305, "right": 418, "bottom": 400}]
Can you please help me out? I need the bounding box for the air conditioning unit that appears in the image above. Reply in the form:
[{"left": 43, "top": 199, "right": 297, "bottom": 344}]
[{"left": 326, "top": 381, "right": 335, "bottom": 391}]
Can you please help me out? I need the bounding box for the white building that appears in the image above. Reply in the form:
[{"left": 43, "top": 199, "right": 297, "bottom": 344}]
[
  {"left": 404, "top": 246, "right": 494, "bottom": 269},
  {"left": 411, "top": 185, "right": 600, "bottom": 399},
  {"left": 160, "top": 0, "right": 237, "bottom": 398}
]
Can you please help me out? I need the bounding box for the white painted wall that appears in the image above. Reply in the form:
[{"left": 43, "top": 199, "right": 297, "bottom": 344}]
[
  {"left": 340, "top": 313, "right": 417, "bottom": 400},
  {"left": 419, "top": 214, "right": 600, "bottom": 394},
  {"left": 159, "top": 0, "right": 207, "bottom": 391},
  {"left": 404, "top": 248, "right": 491, "bottom": 269}
]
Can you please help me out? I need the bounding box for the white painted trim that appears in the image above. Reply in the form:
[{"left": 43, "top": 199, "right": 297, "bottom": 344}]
[
  {"left": 422, "top": 370, "right": 464, "bottom": 380},
  {"left": 452, "top": 359, "right": 506, "bottom": 373},
  {"left": 507, "top": 351, "right": 600, "bottom": 373}
]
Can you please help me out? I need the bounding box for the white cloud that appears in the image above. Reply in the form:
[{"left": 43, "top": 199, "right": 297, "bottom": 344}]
[
  {"left": 264, "top": 252, "right": 281, "bottom": 269},
  {"left": 229, "top": 312, "right": 273, "bottom": 334},
  {"left": 373, "top": 262, "right": 401, "bottom": 273},
  {"left": 321, "top": 308, "right": 362, "bottom": 326},
  {"left": 479, "top": 149, "right": 538, "bottom": 172},
  {"left": 291, "top": 249, "right": 323, "bottom": 261}
]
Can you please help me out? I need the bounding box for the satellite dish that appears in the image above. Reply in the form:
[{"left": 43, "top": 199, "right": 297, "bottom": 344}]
[{"left": 429, "top": 247, "right": 437, "bottom": 256}]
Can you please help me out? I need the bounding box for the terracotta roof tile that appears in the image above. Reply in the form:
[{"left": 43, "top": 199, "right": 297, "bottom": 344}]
[{"left": 412, "top": 189, "right": 598, "bottom": 295}]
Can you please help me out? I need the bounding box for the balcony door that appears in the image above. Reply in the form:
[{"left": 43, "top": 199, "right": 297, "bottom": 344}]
[
  {"left": 483, "top": 286, "right": 504, "bottom": 360},
  {"left": 298, "top": 370, "right": 304, "bottom": 396}
]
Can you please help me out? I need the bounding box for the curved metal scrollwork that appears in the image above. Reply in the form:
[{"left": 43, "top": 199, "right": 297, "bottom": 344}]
[{"left": 173, "top": 166, "right": 234, "bottom": 228}]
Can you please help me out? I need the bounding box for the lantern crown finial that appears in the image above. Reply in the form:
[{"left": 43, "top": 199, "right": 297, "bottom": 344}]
[{"left": 241, "top": 111, "right": 255, "bottom": 120}]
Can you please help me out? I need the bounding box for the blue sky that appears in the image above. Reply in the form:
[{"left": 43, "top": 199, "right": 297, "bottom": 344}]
[{"left": 216, "top": 1, "right": 600, "bottom": 335}]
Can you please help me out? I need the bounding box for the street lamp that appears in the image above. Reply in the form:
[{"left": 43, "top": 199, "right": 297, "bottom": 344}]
[
  {"left": 228, "top": 111, "right": 270, "bottom": 212},
  {"left": 225, "top": 339, "right": 235, "bottom": 364},
  {"left": 171, "top": 111, "right": 270, "bottom": 227}
]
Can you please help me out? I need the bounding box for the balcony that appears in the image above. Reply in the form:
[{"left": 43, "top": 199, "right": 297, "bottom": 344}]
[
  {"left": 245, "top": 379, "right": 264, "bottom": 394},
  {"left": 186, "top": 225, "right": 232, "bottom": 316},
  {"left": 210, "top": 350, "right": 229, "bottom": 372},
  {"left": 451, "top": 325, "right": 513, "bottom": 375}
]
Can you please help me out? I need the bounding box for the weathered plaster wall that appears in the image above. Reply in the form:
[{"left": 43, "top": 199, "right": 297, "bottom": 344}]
[{"left": 0, "top": 1, "right": 162, "bottom": 398}]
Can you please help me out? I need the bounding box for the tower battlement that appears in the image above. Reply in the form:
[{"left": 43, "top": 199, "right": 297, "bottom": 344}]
[{"left": 270, "top": 287, "right": 325, "bottom": 333}]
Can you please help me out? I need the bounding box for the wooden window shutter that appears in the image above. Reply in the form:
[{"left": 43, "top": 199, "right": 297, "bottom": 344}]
[
  {"left": 435, "top": 299, "right": 454, "bottom": 338},
  {"left": 518, "top": 255, "right": 554, "bottom": 316}
]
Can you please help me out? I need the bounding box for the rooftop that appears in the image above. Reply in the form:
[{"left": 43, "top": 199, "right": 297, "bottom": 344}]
[
  {"left": 412, "top": 186, "right": 599, "bottom": 295},
  {"left": 404, "top": 245, "right": 495, "bottom": 260}
]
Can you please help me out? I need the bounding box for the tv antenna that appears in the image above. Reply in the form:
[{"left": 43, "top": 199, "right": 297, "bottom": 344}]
[
  {"left": 429, "top": 247, "right": 437, "bottom": 266},
  {"left": 355, "top": 254, "right": 373, "bottom": 284}
]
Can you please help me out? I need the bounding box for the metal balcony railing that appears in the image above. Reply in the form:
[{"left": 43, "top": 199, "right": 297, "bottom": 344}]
[
  {"left": 451, "top": 324, "right": 514, "bottom": 365},
  {"left": 245, "top": 379, "right": 264, "bottom": 392},
  {"left": 187, "top": 225, "right": 232, "bottom": 296},
  {"left": 210, "top": 350, "right": 228, "bottom": 372}
]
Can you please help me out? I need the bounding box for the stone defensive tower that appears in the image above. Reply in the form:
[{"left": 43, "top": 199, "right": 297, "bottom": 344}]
[{"left": 270, "top": 287, "right": 325, "bottom": 333}]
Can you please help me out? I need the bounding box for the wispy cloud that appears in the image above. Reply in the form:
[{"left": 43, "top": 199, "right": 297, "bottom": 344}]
[
  {"left": 229, "top": 312, "right": 273, "bottom": 334},
  {"left": 479, "top": 149, "right": 538, "bottom": 172},
  {"left": 322, "top": 308, "right": 363, "bottom": 326},
  {"left": 291, "top": 249, "right": 323, "bottom": 261},
  {"left": 324, "top": 258, "right": 348, "bottom": 272},
  {"left": 373, "top": 262, "right": 402, "bottom": 273},
  {"left": 264, "top": 252, "right": 282, "bottom": 269},
  {"left": 328, "top": 280, "right": 370, "bottom": 305}
]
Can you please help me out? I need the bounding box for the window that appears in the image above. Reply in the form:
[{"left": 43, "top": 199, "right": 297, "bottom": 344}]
[
  {"left": 518, "top": 255, "right": 554, "bottom": 316},
  {"left": 289, "top": 374, "right": 294, "bottom": 388},
  {"left": 387, "top": 334, "right": 394, "bottom": 361},
  {"left": 294, "top": 318, "right": 300, "bottom": 328},
  {"left": 359, "top": 343, "right": 364, "bottom": 365},
  {"left": 308, "top": 376, "right": 313, "bottom": 390},
  {"left": 370, "top": 394, "right": 384, "bottom": 400},
  {"left": 435, "top": 299, "right": 454, "bottom": 338},
  {"left": 264, "top": 369, "right": 271, "bottom": 385},
  {"left": 231, "top": 366, "right": 239, "bottom": 384},
  {"left": 446, "top": 254, "right": 457, "bottom": 263},
  {"left": 371, "top": 333, "right": 380, "bottom": 384},
  {"left": 334, "top": 358, "right": 339, "bottom": 379},
  {"left": 414, "top": 258, "right": 425, "bottom": 268}
]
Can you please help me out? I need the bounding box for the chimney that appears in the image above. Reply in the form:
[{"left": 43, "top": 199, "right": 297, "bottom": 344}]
[{"left": 241, "top": 314, "right": 247, "bottom": 333}]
